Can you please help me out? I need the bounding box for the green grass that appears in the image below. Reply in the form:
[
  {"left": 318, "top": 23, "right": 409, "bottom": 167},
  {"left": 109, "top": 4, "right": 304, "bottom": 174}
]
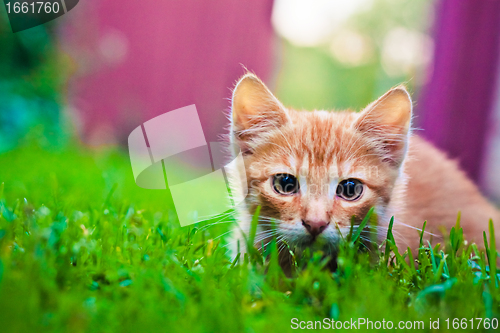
[{"left": 0, "top": 143, "right": 499, "bottom": 333}]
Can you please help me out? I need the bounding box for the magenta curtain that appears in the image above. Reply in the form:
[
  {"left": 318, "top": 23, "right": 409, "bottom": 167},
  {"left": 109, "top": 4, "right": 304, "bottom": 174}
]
[
  {"left": 64, "top": 1, "right": 275, "bottom": 145},
  {"left": 417, "top": 0, "right": 500, "bottom": 181}
]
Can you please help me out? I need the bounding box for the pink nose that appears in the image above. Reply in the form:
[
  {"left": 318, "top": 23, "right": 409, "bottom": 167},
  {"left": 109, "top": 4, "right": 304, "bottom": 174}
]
[{"left": 302, "top": 220, "right": 330, "bottom": 237}]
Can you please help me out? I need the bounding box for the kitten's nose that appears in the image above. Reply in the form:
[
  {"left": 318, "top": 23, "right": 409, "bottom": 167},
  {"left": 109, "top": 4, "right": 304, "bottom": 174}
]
[{"left": 302, "top": 220, "right": 329, "bottom": 237}]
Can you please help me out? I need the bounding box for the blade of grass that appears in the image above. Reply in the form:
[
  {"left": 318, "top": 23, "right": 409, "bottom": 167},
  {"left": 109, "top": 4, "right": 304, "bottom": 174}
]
[
  {"left": 428, "top": 240, "right": 438, "bottom": 273},
  {"left": 347, "top": 215, "right": 355, "bottom": 242},
  {"left": 440, "top": 250, "right": 450, "bottom": 279},
  {"left": 407, "top": 247, "right": 417, "bottom": 275},
  {"left": 387, "top": 239, "right": 411, "bottom": 272},
  {"left": 351, "top": 207, "right": 375, "bottom": 244},
  {"left": 419, "top": 220, "right": 427, "bottom": 249},
  {"left": 384, "top": 217, "right": 395, "bottom": 266},
  {"left": 434, "top": 257, "right": 446, "bottom": 284},
  {"left": 248, "top": 206, "right": 261, "bottom": 248},
  {"left": 488, "top": 220, "right": 497, "bottom": 289},
  {"left": 483, "top": 231, "right": 490, "bottom": 269}
]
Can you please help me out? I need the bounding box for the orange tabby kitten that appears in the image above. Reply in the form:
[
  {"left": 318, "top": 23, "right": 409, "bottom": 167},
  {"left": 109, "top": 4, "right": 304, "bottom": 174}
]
[{"left": 229, "top": 73, "right": 500, "bottom": 272}]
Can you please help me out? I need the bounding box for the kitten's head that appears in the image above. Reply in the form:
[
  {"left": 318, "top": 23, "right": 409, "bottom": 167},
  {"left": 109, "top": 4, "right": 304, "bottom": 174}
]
[{"left": 230, "top": 73, "right": 412, "bottom": 252}]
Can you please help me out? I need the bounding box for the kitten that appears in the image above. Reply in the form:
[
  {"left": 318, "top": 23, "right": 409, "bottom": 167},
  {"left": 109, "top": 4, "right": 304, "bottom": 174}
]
[{"left": 229, "top": 73, "right": 500, "bottom": 273}]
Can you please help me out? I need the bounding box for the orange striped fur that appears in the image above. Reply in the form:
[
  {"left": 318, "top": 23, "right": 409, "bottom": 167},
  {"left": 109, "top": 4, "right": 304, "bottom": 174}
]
[{"left": 229, "top": 73, "right": 500, "bottom": 273}]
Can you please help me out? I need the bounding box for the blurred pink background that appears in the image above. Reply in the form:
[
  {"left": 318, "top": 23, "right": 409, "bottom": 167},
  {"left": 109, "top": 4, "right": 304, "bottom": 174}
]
[{"left": 63, "top": 0, "right": 275, "bottom": 145}]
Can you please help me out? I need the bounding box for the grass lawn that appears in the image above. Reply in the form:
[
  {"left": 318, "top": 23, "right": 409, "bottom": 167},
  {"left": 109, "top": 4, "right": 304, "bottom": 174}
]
[{"left": 0, "top": 143, "right": 499, "bottom": 332}]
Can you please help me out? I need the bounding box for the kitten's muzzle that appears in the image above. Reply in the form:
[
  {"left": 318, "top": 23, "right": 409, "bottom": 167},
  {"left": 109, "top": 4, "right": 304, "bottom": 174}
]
[{"left": 302, "top": 219, "right": 329, "bottom": 238}]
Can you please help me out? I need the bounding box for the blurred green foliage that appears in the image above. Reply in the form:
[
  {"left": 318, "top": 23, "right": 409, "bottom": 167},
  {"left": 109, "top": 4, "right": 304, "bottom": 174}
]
[
  {"left": 0, "top": 10, "right": 67, "bottom": 152},
  {"left": 275, "top": 0, "right": 433, "bottom": 111},
  {"left": 276, "top": 43, "right": 379, "bottom": 111}
]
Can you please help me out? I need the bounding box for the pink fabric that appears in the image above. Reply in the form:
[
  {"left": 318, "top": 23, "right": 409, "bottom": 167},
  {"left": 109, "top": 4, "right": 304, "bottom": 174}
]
[
  {"left": 64, "top": 1, "right": 275, "bottom": 144},
  {"left": 417, "top": 0, "right": 500, "bottom": 181}
]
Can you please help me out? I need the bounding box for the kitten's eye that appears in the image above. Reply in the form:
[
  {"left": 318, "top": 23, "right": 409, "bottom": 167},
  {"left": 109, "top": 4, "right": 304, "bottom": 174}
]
[
  {"left": 272, "top": 173, "right": 299, "bottom": 195},
  {"left": 336, "top": 179, "right": 364, "bottom": 201}
]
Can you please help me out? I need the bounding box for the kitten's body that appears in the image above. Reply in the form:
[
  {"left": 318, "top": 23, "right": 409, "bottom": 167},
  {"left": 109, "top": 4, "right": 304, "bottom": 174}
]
[
  {"left": 229, "top": 74, "right": 500, "bottom": 272},
  {"left": 399, "top": 136, "right": 500, "bottom": 250}
]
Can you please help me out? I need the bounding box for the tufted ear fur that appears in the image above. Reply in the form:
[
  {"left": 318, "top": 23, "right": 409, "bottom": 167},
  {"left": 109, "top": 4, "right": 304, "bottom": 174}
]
[
  {"left": 355, "top": 86, "right": 412, "bottom": 166},
  {"left": 231, "top": 73, "right": 289, "bottom": 153}
]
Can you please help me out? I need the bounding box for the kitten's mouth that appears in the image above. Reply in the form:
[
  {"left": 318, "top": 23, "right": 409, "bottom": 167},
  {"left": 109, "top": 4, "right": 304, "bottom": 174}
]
[
  {"left": 298, "top": 234, "right": 326, "bottom": 247},
  {"left": 298, "top": 238, "right": 315, "bottom": 247},
  {"left": 307, "top": 235, "right": 320, "bottom": 245}
]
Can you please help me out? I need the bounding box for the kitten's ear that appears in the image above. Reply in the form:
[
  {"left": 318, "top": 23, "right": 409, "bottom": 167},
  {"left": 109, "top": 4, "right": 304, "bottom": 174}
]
[
  {"left": 231, "top": 73, "right": 289, "bottom": 137},
  {"left": 355, "top": 86, "right": 412, "bottom": 166}
]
